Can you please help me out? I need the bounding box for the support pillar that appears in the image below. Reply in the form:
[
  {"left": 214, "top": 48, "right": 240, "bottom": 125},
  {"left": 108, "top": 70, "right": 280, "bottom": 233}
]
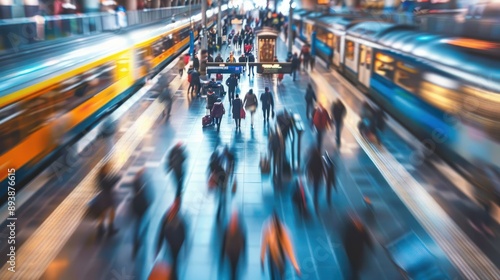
[
  {"left": 127, "top": 0, "right": 137, "bottom": 11},
  {"left": 217, "top": 0, "right": 221, "bottom": 48},
  {"left": 23, "top": 0, "right": 38, "bottom": 17},
  {"left": 201, "top": 0, "right": 207, "bottom": 50},
  {"left": 84, "top": 0, "right": 99, "bottom": 13},
  {"left": 287, "top": 1, "right": 293, "bottom": 54},
  {"left": 0, "top": 0, "right": 13, "bottom": 19}
]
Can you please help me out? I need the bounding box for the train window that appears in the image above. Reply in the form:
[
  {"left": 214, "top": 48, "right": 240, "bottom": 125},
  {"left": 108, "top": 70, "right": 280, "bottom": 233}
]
[
  {"left": 0, "top": 103, "right": 22, "bottom": 154},
  {"left": 395, "top": 62, "right": 419, "bottom": 92},
  {"left": 374, "top": 52, "right": 395, "bottom": 81},
  {"left": 359, "top": 45, "right": 366, "bottom": 66},
  {"left": 346, "top": 40, "right": 355, "bottom": 60},
  {"left": 420, "top": 81, "right": 461, "bottom": 113},
  {"left": 359, "top": 46, "right": 372, "bottom": 69}
]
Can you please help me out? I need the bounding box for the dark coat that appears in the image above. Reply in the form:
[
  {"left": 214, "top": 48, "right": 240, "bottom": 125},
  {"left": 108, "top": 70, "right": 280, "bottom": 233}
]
[
  {"left": 215, "top": 56, "right": 224, "bottom": 62},
  {"left": 211, "top": 102, "right": 225, "bottom": 118},
  {"left": 260, "top": 91, "right": 274, "bottom": 109},
  {"left": 192, "top": 57, "right": 200, "bottom": 69},
  {"left": 247, "top": 53, "right": 255, "bottom": 63},
  {"left": 238, "top": 56, "right": 246, "bottom": 63},
  {"left": 190, "top": 70, "right": 200, "bottom": 85},
  {"left": 342, "top": 219, "right": 373, "bottom": 271},
  {"left": 157, "top": 214, "right": 186, "bottom": 256},
  {"left": 226, "top": 76, "right": 238, "bottom": 90},
  {"left": 332, "top": 101, "right": 346, "bottom": 122},
  {"left": 232, "top": 98, "right": 243, "bottom": 119}
]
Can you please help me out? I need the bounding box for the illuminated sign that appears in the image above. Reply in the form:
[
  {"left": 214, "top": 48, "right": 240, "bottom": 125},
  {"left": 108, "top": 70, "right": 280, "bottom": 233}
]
[{"left": 254, "top": 63, "right": 293, "bottom": 74}]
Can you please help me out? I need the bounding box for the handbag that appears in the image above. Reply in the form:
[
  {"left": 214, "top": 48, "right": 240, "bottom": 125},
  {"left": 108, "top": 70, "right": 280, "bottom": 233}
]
[{"left": 240, "top": 108, "right": 246, "bottom": 119}]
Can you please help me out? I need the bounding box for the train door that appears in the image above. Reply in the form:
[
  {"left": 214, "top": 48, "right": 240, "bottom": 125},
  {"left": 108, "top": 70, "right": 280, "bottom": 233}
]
[
  {"left": 358, "top": 44, "right": 372, "bottom": 88},
  {"left": 333, "top": 33, "right": 341, "bottom": 67},
  {"left": 344, "top": 38, "right": 358, "bottom": 74}
]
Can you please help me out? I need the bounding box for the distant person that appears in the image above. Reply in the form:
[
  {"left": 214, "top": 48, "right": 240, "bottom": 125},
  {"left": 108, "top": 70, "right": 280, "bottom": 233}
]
[
  {"left": 243, "top": 89, "right": 258, "bottom": 129},
  {"left": 95, "top": 161, "right": 120, "bottom": 236},
  {"left": 166, "top": 143, "right": 187, "bottom": 198},
  {"left": 247, "top": 52, "right": 255, "bottom": 77},
  {"left": 226, "top": 74, "right": 238, "bottom": 105},
  {"left": 260, "top": 87, "right": 274, "bottom": 122},
  {"left": 215, "top": 53, "right": 224, "bottom": 62},
  {"left": 177, "top": 57, "right": 185, "bottom": 77},
  {"left": 232, "top": 94, "right": 243, "bottom": 130},
  {"left": 307, "top": 147, "right": 324, "bottom": 213},
  {"left": 331, "top": 99, "right": 347, "bottom": 147},
  {"left": 192, "top": 54, "right": 200, "bottom": 70},
  {"left": 305, "top": 84, "right": 316, "bottom": 119},
  {"left": 312, "top": 104, "right": 331, "bottom": 150},
  {"left": 211, "top": 98, "right": 226, "bottom": 132}
]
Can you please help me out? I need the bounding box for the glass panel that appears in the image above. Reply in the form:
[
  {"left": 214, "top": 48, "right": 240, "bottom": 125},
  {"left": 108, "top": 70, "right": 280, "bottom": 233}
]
[
  {"left": 395, "top": 61, "right": 419, "bottom": 92},
  {"left": 346, "top": 40, "right": 355, "bottom": 60},
  {"left": 374, "top": 52, "right": 395, "bottom": 81}
]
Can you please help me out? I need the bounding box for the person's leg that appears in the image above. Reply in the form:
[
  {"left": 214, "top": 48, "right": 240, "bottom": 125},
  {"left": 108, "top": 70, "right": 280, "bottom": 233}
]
[
  {"left": 337, "top": 121, "right": 343, "bottom": 146},
  {"left": 251, "top": 112, "right": 255, "bottom": 126},
  {"left": 306, "top": 103, "right": 311, "bottom": 119}
]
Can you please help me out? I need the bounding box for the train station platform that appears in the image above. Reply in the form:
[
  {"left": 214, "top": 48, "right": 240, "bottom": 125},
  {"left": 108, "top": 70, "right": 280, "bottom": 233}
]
[{"left": 0, "top": 23, "right": 499, "bottom": 280}]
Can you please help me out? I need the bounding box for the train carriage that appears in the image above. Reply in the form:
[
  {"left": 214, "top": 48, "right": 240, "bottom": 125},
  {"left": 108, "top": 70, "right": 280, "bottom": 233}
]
[{"left": 0, "top": 7, "right": 228, "bottom": 199}]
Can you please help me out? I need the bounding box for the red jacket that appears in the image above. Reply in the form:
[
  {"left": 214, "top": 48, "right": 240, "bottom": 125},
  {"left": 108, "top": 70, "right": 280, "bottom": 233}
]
[
  {"left": 313, "top": 106, "right": 330, "bottom": 130},
  {"left": 211, "top": 102, "right": 225, "bottom": 118}
]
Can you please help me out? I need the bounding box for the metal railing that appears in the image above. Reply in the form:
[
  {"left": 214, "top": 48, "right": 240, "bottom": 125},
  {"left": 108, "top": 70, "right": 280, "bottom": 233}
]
[{"left": 0, "top": 5, "right": 201, "bottom": 53}]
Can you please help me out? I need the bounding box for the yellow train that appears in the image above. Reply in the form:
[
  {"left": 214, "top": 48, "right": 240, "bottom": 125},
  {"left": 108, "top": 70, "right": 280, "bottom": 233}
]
[{"left": 0, "top": 9, "right": 226, "bottom": 198}]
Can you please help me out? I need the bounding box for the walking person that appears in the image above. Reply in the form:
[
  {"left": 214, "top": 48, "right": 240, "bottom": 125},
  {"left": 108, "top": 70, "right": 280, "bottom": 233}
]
[
  {"left": 307, "top": 147, "right": 324, "bottom": 213},
  {"left": 95, "top": 161, "right": 120, "bottom": 236},
  {"left": 237, "top": 34, "right": 243, "bottom": 50},
  {"left": 331, "top": 99, "right": 347, "bottom": 147},
  {"left": 312, "top": 104, "right": 331, "bottom": 150},
  {"left": 322, "top": 152, "right": 337, "bottom": 206},
  {"left": 305, "top": 84, "right": 316, "bottom": 119},
  {"left": 243, "top": 89, "right": 258, "bottom": 129},
  {"left": 342, "top": 214, "right": 373, "bottom": 280},
  {"left": 215, "top": 53, "right": 224, "bottom": 62},
  {"left": 232, "top": 94, "right": 243, "bottom": 130},
  {"left": 189, "top": 68, "right": 201, "bottom": 97},
  {"left": 226, "top": 74, "right": 238, "bottom": 105},
  {"left": 192, "top": 54, "right": 200, "bottom": 71},
  {"left": 261, "top": 212, "right": 301, "bottom": 280},
  {"left": 211, "top": 98, "right": 226, "bottom": 132},
  {"left": 177, "top": 58, "right": 185, "bottom": 77},
  {"left": 156, "top": 198, "right": 187, "bottom": 280},
  {"left": 310, "top": 54, "right": 316, "bottom": 71},
  {"left": 214, "top": 162, "right": 228, "bottom": 222},
  {"left": 260, "top": 87, "right": 275, "bottom": 123},
  {"left": 220, "top": 211, "right": 247, "bottom": 280},
  {"left": 238, "top": 53, "right": 246, "bottom": 72},
  {"left": 247, "top": 52, "right": 255, "bottom": 76},
  {"left": 131, "top": 168, "right": 150, "bottom": 257},
  {"left": 166, "top": 143, "right": 187, "bottom": 198},
  {"left": 299, "top": 44, "right": 310, "bottom": 71},
  {"left": 160, "top": 85, "right": 173, "bottom": 119}
]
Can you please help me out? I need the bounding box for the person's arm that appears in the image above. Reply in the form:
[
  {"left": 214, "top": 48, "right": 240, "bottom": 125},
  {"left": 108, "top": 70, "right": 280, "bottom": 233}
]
[
  {"left": 156, "top": 217, "right": 166, "bottom": 256},
  {"left": 282, "top": 228, "right": 301, "bottom": 274},
  {"left": 260, "top": 227, "right": 269, "bottom": 268}
]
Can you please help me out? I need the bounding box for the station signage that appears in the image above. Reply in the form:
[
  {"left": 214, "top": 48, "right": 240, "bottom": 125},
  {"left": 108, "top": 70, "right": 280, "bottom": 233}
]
[
  {"left": 206, "top": 63, "right": 246, "bottom": 74},
  {"left": 254, "top": 63, "right": 293, "bottom": 74}
]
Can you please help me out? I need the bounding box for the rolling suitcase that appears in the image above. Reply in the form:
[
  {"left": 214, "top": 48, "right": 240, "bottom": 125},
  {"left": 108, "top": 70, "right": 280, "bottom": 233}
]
[{"left": 202, "top": 115, "right": 213, "bottom": 127}]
